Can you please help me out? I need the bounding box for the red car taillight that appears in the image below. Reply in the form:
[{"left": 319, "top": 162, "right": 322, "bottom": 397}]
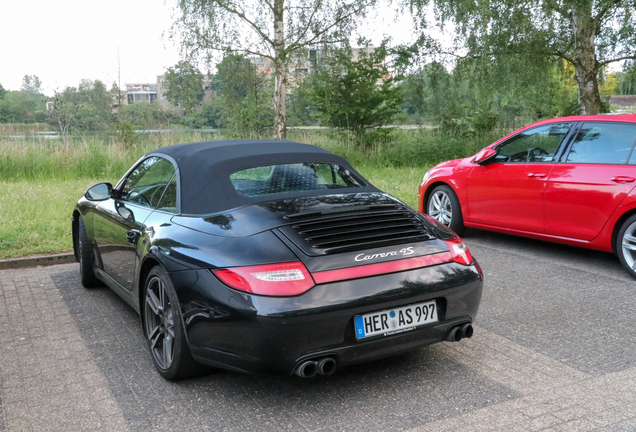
[
  {"left": 445, "top": 237, "right": 474, "bottom": 266},
  {"left": 212, "top": 261, "right": 315, "bottom": 296}
]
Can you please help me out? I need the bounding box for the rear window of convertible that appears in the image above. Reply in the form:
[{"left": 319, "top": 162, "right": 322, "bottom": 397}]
[{"left": 230, "top": 163, "right": 365, "bottom": 197}]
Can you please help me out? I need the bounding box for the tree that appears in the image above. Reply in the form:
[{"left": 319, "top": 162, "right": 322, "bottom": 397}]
[
  {"left": 0, "top": 91, "right": 38, "bottom": 123},
  {"left": 162, "top": 61, "right": 205, "bottom": 115},
  {"left": 46, "top": 79, "right": 115, "bottom": 142},
  {"left": 399, "top": 61, "right": 453, "bottom": 119},
  {"left": 21, "top": 75, "right": 42, "bottom": 95},
  {"left": 47, "top": 90, "right": 78, "bottom": 146},
  {"left": 287, "top": 73, "right": 317, "bottom": 127},
  {"left": 214, "top": 53, "right": 273, "bottom": 136},
  {"left": 616, "top": 61, "right": 636, "bottom": 95},
  {"left": 19, "top": 75, "right": 45, "bottom": 111},
  {"left": 75, "top": 79, "right": 114, "bottom": 129},
  {"left": 410, "top": 0, "right": 636, "bottom": 115},
  {"left": 171, "top": 0, "right": 379, "bottom": 139},
  {"left": 308, "top": 44, "right": 402, "bottom": 141},
  {"left": 0, "top": 83, "right": 6, "bottom": 100}
]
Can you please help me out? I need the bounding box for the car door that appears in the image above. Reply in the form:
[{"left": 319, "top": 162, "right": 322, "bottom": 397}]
[
  {"left": 544, "top": 122, "right": 636, "bottom": 240},
  {"left": 466, "top": 122, "right": 573, "bottom": 233},
  {"left": 93, "top": 156, "right": 176, "bottom": 290}
]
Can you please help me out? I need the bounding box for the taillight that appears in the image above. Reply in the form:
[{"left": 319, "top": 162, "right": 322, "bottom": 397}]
[
  {"left": 445, "top": 237, "right": 474, "bottom": 265},
  {"left": 212, "top": 261, "right": 315, "bottom": 296}
]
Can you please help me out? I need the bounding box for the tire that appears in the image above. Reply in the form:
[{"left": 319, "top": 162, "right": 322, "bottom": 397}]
[
  {"left": 616, "top": 214, "right": 636, "bottom": 280},
  {"left": 78, "top": 216, "right": 100, "bottom": 288},
  {"left": 143, "top": 266, "right": 201, "bottom": 380},
  {"left": 426, "top": 185, "right": 465, "bottom": 235}
]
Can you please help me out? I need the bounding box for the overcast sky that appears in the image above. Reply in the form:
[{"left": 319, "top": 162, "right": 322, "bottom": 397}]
[{"left": 1, "top": 1, "right": 433, "bottom": 95}]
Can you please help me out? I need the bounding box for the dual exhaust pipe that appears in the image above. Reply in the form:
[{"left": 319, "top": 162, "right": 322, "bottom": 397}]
[
  {"left": 444, "top": 323, "right": 474, "bottom": 342},
  {"left": 295, "top": 324, "right": 473, "bottom": 377},
  {"left": 294, "top": 357, "right": 337, "bottom": 378}
]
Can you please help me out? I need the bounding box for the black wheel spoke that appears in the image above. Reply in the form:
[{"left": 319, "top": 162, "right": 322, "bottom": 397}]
[
  {"left": 150, "top": 329, "right": 163, "bottom": 351},
  {"left": 166, "top": 309, "right": 174, "bottom": 325},
  {"left": 159, "top": 281, "right": 167, "bottom": 309},
  {"left": 163, "top": 335, "right": 173, "bottom": 364},
  {"left": 146, "top": 290, "right": 161, "bottom": 315},
  {"left": 148, "top": 325, "right": 161, "bottom": 342}
]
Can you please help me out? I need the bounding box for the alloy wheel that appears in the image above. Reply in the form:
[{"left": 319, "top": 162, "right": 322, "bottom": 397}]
[
  {"left": 144, "top": 276, "right": 175, "bottom": 370},
  {"left": 428, "top": 191, "right": 452, "bottom": 225},
  {"left": 621, "top": 220, "right": 636, "bottom": 271}
]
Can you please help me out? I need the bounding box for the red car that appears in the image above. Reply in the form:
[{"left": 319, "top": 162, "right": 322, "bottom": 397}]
[{"left": 418, "top": 115, "right": 636, "bottom": 279}]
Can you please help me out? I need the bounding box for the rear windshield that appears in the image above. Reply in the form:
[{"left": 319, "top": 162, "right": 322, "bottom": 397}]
[{"left": 230, "top": 163, "right": 365, "bottom": 197}]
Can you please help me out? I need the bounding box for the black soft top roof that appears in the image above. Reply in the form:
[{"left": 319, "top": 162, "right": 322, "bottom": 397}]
[{"left": 148, "top": 139, "right": 377, "bottom": 215}]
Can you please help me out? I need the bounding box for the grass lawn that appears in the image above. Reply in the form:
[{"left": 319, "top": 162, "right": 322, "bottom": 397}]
[
  {"left": 0, "top": 166, "right": 425, "bottom": 259},
  {"left": 358, "top": 165, "right": 424, "bottom": 210},
  {"left": 0, "top": 179, "right": 98, "bottom": 258}
]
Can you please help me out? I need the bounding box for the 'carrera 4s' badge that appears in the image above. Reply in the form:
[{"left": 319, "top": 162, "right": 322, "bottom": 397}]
[{"left": 354, "top": 247, "right": 414, "bottom": 262}]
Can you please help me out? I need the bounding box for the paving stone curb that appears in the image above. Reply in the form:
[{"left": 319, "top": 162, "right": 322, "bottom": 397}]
[{"left": 0, "top": 253, "right": 76, "bottom": 270}]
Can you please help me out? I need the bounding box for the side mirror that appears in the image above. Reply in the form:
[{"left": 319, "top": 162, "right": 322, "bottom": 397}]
[
  {"left": 473, "top": 148, "right": 497, "bottom": 164},
  {"left": 85, "top": 182, "right": 112, "bottom": 201}
]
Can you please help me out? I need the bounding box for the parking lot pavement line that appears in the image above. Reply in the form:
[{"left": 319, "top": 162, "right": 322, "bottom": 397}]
[
  {"left": 0, "top": 266, "right": 131, "bottom": 432},
  {"left": 409, "top": 329, "right": 636, "bottom": 432}
]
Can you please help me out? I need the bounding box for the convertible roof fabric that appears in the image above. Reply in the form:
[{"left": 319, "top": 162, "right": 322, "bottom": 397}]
[{"left": 148, "top": 140, "right": 377, "bottom": 215}]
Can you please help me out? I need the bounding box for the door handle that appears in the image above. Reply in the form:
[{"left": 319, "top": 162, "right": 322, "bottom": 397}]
[
  {"left": 611, "top": 176, "right": 635, "bottom": 183},
  {"left": 126, "top": 229, "right": 142, "bottom": 244},
  {"left": 527, "top": 173, "right": 547, "bottom": 178}
]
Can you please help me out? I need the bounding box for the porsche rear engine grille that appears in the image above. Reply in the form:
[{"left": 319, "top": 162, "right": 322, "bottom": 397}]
[{"left": 278, "top": 204, "right": 433, "bottom": 255}]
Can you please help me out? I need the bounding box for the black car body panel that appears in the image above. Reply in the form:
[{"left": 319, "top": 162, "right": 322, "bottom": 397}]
[
  {"left": 73, "top": 140, "right": 483, "bottom": 378},
  {"left": 176, "top": 263, "right": 481, "bottom": 375}
]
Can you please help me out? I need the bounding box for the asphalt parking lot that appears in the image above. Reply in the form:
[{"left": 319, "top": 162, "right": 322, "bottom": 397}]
[{"left": 1, "top": 230, "right": 635, "bottom": 431}]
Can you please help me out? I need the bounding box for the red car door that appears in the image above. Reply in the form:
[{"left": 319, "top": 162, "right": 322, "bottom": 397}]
[
  {"left": 545, "top": 122, "right": 636, "bottom": 241},
  {"left": 467, "top": 163, "right": 553, "bottom": 232},
  {"left": 467, "top": 123, "right": 573, "bottom": 233}
]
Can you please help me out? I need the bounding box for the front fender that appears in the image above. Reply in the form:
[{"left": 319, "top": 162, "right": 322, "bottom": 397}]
[{"left": 420, "top": 160, "right": 473, "bottom": 214}]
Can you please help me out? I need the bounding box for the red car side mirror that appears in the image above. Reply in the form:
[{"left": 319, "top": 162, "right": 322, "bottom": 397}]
[{"left": 473, "top": 148, "right": 497, "bottom": 164}]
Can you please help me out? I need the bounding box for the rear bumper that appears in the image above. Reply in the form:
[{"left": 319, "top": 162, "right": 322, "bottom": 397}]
[{"left": 170, "top": 261, "right": 483, "bottom": 375}]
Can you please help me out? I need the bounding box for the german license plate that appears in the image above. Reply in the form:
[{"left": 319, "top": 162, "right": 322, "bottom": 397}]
[{"left": 354, "top": 300, "right": 438, "bottom": 340}]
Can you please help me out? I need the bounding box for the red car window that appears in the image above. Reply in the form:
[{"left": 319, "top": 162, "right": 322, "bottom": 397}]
[
  {"left": 566, "top": 123, "right": 636, "bottom": 164},
  {"left": 494, "top": 123, "right": 571, "bottom": 163}
]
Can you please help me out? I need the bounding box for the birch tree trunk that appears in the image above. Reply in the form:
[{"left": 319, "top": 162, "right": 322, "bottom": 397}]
[
  {"left": 272, "top": 0, "right": 287, "bottom": 140},
  {"left": 570, "top": 6, "right": 602, "bottom": 115}
]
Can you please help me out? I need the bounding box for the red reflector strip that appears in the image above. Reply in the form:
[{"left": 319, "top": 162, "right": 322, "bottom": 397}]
[{"left": 312, "top": 252, "right": 453, "bottom": 284}]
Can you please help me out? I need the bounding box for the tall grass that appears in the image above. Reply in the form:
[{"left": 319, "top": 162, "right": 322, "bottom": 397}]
[
  {"left": 0, "top": 130, "right": 222, "bottom": 181},
  {"left": 1, "top": 128, "right": 504, "bottom": 182},
  {"left": 288, "top": 128, "right": 504, "bottom": 169},
  {"left": 0, "top": 123, "right": 51, "bottom": 133},
  {"left": 0, "top": 127, "right": 510, "bottom": 258}
]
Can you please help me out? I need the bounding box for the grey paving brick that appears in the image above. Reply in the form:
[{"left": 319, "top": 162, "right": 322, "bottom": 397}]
[
  {"left": 0, "top": 265, "right": 129, "bottom": 432},
  {"left": 466, "top": 230, "right": 636, "bottom": 377},
  {"left": 0, "top": 369, "right": 4, "bottom": 432},
  {"left": 3, "top": 230, "right": 636, "bottom": 431}
]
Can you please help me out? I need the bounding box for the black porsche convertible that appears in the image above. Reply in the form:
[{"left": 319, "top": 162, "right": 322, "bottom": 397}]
[{"left": 73, "top": 140, "right": 483, "bottom": 380}]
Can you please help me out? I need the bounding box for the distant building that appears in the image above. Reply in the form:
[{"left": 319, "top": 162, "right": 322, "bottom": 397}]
[
  {"left": 156, "top": 75, "right": 213, "bottom": 112},
  {"left": 125, "top": 83, "right": 157, "bottom": 104}
]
